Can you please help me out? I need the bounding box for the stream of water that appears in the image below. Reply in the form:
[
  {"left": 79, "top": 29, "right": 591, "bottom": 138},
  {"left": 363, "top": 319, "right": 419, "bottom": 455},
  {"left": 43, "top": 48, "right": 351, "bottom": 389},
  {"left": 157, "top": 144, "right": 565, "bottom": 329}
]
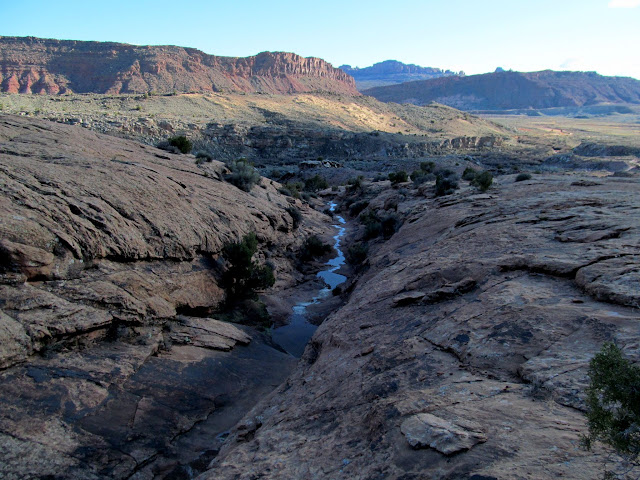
[{"left": 271, "top": 202, "right": 347, "bottom": 357}]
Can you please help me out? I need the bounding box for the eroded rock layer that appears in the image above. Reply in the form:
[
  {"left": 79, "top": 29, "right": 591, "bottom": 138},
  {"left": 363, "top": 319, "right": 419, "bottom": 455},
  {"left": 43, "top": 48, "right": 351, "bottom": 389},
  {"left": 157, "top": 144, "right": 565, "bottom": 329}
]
[
  {"left": 0, "top": 115, "right": 326, "bottom": 479},
  {"left": 0, "top": 36, "right": 358, "bottom": 95},
  {"left": 203, "top": 174, "right": 640, "bottom": 479}
]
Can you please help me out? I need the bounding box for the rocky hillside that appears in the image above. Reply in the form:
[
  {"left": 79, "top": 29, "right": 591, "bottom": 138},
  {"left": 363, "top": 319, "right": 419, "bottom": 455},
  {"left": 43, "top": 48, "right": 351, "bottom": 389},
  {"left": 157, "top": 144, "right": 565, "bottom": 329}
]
[
  {"left": 339, "top": 60, "right": 462, "bottom": 90},
  {"left": 202, "top": 172, "right": 640, "bottom": 479},
  {"left": 0, "top": 115, "right": 329, "bottom": 479},
  {"left": 364, "top": 70, "right": 640, "bottom": 111},
  {"left": 0, "top": 36, "right": 358, "bottom": 95}
]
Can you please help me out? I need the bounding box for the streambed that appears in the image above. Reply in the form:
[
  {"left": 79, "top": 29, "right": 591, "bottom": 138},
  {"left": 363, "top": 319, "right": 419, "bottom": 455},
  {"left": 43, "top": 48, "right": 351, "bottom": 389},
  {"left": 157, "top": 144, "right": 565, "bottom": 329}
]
[{"left": 272, "top": 202, "right": 347, "bottom": 357}]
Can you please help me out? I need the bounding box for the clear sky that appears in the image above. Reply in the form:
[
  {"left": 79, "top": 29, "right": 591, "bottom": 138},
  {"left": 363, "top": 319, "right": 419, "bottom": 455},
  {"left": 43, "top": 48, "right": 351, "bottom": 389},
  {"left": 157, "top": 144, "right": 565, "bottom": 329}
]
[{"left": 2, "top": 0, "right": 639, "bottom": 79}]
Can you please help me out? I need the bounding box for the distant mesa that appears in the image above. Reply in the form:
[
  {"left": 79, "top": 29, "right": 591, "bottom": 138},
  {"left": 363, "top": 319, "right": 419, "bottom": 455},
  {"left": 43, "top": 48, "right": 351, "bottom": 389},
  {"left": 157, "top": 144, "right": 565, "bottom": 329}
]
[
  {"left": 339, "top": 60, "right": 463, "bottom": 90},
  {"left": 0, "top": 36, "right": 359, "bottom": 96},
  {"left": 363, "top": 69, "right": 640, "bottom": 111}
]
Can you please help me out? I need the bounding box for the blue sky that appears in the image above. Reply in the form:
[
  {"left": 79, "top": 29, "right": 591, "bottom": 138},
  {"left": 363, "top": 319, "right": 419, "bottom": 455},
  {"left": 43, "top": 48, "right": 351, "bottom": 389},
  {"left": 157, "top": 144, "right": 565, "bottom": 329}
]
[{"left": 2, "top": 0, "right": 639, "bottom": 79}]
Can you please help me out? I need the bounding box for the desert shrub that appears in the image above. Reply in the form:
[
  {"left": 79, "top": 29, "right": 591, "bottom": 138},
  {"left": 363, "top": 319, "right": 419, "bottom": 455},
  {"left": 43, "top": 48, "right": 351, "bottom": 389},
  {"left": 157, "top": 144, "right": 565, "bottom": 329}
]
[
  {"left": 168, "top": 135, "right": 193, "bottom": 154},
  {"left": 434, "top": 169, "right": 459, "bottom": 197},
  {"left": 462, "top": 167, "right": 478, "bottom": 181},
  {"left": 420, "top": 161, "right": 435, "bottom": 173},
  {"left": 381, "top": 214, "right": 401, "bottom": 239},
  {"left": 304, "top": 174, "right": 329, "bottom": 193},
  {"left": 225, "top": 158, "right": 260, "bottom": 192},
  {"left": 300, "top": 235, "right": 332, "bottom": 260},
  {"left": 516, "top": 173, "right": 532, "bottom": 182},
  {"left": 221, "top": 233, "right": 275, "bottom": 303},
  {"left": 346, "top": 242, "right": 368, "bottom": 265},
  {"left": 347, "top": 176, "right": 364, "bottom": 193},
  {"left": 388, "top": 170, "right": 408, "bottom": 185},
  {"left": 280, "top": 181, "right": 303, "bottom": 199},
  {"left": 349, "top": 200, "right": 369, "bottom": 217},
  {"left": 285, "top": 206, "right": 302, "bottom": 230},
  {"left": 195, "top": 151, "right": 213, "bottom": 164},
  {"left": 471, "top": 170, "right": 493, "bottom": 192},
  {"left": 583, "top": 342, "right": 640, "bottom": 472},
  {"left": 360, "top": 211, "right": 383, "bottom": 240},
  {"left": 411, "top": 169, "right": 435, "bottom": 186},
  {"left": 360, "top": 211, "right": 401, "bottom": 240}
]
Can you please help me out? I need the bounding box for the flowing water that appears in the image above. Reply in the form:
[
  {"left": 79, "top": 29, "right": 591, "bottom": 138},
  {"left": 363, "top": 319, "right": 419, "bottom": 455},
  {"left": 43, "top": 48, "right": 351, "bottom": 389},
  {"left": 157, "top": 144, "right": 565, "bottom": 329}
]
[{"left": 272, "top": 202, "right": 347, "bottom": 357}]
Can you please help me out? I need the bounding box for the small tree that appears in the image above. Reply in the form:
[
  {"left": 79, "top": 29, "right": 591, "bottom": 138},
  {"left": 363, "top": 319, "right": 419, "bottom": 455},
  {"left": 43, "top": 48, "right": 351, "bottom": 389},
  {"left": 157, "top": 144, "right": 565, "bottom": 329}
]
[
  {"left": 583, "top": 342, "right": 640, "bottom": 476},
  {"left": 221, "top": 233, "right": 275, "bottom": 302},
  {"left": 168, "top": 135, "right": 193, "bottom": 154},
  {"left": 470, "top": 170, "right": 493, "bottom": 192},
  {"left": 434, "top": 169, "right": 459, "bottom": 197},
  {"left": 225, "top": 158, "right": 260, "bottom": 192},
  {"left": 388, "top": 171, "right": 408, "bottom": 185}
]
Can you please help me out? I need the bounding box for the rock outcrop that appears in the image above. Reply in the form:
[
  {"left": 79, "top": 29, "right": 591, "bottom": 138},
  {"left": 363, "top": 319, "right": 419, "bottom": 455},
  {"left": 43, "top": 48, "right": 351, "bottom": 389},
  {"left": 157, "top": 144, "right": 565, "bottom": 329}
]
[
  {"left": 202, "top": 173, "right": 640, "bottom": 479},
  {"left": 364, "top": 70, "right": 640, "bottom": 111},
  {"left": 0, "top": 36, "right": 358, "bottom": 95},
  {"left": 0, "top": 115, "right": 327, "bottom": 479}
]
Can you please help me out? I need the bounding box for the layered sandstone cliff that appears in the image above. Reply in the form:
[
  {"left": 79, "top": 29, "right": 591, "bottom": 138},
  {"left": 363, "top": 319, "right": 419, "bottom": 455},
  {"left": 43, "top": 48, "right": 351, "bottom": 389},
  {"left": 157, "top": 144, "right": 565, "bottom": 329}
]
[{"left": 0, "top": 36, "right": 358, "bottom": 95}]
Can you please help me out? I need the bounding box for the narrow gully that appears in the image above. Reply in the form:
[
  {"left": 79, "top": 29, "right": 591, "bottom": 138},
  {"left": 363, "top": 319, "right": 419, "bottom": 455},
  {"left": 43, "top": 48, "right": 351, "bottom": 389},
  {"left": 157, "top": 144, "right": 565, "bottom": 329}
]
[{"left": 271, "top": 202, "right": 347, "bottom": 357}]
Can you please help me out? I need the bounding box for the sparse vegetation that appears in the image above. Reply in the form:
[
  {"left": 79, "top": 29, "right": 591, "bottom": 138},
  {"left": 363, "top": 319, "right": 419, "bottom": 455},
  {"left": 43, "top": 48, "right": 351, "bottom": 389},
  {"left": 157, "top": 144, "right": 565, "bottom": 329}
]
[
  {"left": 388, "top": 170, "right": 408, "bottom": 185},
  {"left": 583, "top": 343, "right": 640, "bottom": 477},
  {"left": 516, "top": 173, "right": 532, "bottom": 182},
  {"left": 359, "top": 210, "right": 401, "bottom": 240},
  {"left": 434, "top": 169, "right": 459, "bottom": 197},
  {"left": 300, "top": 235, "right": 332, "bottom": 260},
  {"left": 168, "top": 135, "right": 193, "bottom": 154},
  {"left": 225, "top": 158, "right": 260, "bottom": 192},
  {"left": 462, "top": 167, "right": 478, "bottom": 181},
  {"left": 285, "top": 206, "right": 302, "bottom": 229},
  {"left": 221, "top": 232, "right": 275, "bottom": 303},
  {"left": 346, "top": 242, "right": 369, "bottom": 265},
  {"left": 195, "top": 151, "right": 213, "bottom": 164},
  {"left": 349, "top": 200, "right": 369, "bottom": 217},
  {"left": 471, "top": 170, "right": 493, "bottom": 192},
  {"left": 303, "top": 174, "right": 329, "bottom": 193}
]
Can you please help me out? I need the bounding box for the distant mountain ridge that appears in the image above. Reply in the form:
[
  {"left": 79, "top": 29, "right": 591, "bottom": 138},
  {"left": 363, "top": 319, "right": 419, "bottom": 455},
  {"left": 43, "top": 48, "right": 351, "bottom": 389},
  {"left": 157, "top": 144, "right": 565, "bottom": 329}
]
[
  {"left": 339, "top": 60, "right": 462, "bottom": 90},
  {"left": 0, "top": 36, "right": 358, "bottom": 95},
  {"left": 363, "top": 70, "right": 640, "bottom": 111}
]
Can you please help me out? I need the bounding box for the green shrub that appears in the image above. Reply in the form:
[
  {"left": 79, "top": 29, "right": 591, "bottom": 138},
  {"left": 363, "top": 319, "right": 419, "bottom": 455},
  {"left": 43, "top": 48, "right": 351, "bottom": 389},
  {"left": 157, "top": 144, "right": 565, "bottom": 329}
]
[
  {"left": 411, "top": 169, "right": 435, "bottom": 186},
  {"left": 349, "top": 200, "right": 369, "bottom": 217},
  {"left": 434, "top": 169, "right": 459, "bottom": 197},
  {"left": 360, "top": 211, "right": 401, "bottom": 240},
  {"left": 462, "top": 167, "right": 478, "bottom": 181},
  {"left": 221, "top": 233, "right": 275, "bottom": 303},
  {"left": 346, "top": 242, "right": 368, "bottom": 265},
  {"left": 471, "top": 170, "right": 493, "bottom": 192},
  {"left": 515, "top": 173, "right": 532, "bottom": 182},
  {"left": 583, "top": 343, "right": 640, "bottom": 469},
  {"left": 168, "top": 135, "right": 193, "bottom": 154},
  {"left": 388, "top": 171, "right": 408, "bottom": 185},
  {"left": 304, "top": 174, "right": 329, "bottom": 192},
  {"left": 285, "top": 206, "right": 302, "bottom": 230},
  {"left": 280, "top": 181, "right": 304, "bottom": 199},
  {"left": 300, "top": 235, "right": 332, "bottom": 260},
  {"left": 420, "top": 161, "right": 435, "bottom": 173},
  {"left": 347, "top": 176, "right": 364, "bottom": 193},
  {"left": 195, "top": 151, "right": 213, "bottom": 164},
  {"left": 360, "top": 211, "right": 383, "bottom": 240},
  {"left": 225, "top": 158, "right": 260, "bottom": 192}
]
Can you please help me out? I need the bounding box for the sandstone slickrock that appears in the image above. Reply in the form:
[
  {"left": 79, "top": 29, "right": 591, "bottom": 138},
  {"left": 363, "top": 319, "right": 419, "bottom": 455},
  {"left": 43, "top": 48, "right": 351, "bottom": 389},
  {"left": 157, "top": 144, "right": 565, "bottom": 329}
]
[
  {"left": 0, "top": 115, "right": 326, "bottom": 479},
  {"left": 0, "top": 36, "right": 358, "bottom": 95},
  {"left": 202, "top": 174, "right": 639, "bottom": 479},
  {"left": 400, "top": 413, "right": 487, "bottom": 454}
]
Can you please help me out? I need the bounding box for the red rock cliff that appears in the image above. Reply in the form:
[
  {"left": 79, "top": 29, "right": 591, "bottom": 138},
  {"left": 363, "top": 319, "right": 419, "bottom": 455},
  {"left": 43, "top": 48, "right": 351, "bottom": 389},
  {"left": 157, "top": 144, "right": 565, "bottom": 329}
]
[{"left": 0, "top": 36, "right": 358, "bottom": 95}]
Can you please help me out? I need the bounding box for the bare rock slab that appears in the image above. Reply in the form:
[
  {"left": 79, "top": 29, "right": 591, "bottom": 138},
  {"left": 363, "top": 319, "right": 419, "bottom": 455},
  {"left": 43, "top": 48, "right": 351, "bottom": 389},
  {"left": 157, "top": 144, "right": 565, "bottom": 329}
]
[{"left": 400, "top": 413, "right": 487, "bottom": 454}]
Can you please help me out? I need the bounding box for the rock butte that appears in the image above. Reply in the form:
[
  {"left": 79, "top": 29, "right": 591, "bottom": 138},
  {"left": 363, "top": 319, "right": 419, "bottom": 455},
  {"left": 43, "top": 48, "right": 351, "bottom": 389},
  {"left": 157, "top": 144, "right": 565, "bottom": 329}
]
[{"left": 0, "top": 36, "right": 358, "bottom": 96}]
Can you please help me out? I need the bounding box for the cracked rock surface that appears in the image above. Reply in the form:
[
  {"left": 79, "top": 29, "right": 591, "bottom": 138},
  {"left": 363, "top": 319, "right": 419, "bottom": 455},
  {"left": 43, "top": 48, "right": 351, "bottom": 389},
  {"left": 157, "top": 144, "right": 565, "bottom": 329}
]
[
  {"left": 0, "top": 115, "right": 328, "bottom": 479},
  {"left": 203, "top": 174, "right": 639, "bottom": 479}
]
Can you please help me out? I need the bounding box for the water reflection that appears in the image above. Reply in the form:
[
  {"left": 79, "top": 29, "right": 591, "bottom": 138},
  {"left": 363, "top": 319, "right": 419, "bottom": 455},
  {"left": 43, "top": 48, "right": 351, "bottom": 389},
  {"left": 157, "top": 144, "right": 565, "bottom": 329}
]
[{"left": 272, "top": 202, "right": 346, "bottom": 357}]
